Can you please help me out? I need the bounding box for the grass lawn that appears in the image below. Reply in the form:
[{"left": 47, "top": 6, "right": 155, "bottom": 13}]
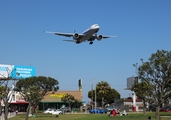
[{"left": 8, "top": 112, "right": 171, "bottom": 120}]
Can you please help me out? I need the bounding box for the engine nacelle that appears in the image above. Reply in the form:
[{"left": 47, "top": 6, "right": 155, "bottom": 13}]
[
  {"left": 73, "top": 33, "right": 79, "bottom": 39},
  {"left": 96, "top": 35, "right": 103, "bottom": 40}
]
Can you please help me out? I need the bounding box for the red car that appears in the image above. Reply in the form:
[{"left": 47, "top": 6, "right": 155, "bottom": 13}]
[{"left": 159, "top": 107, "right": 171, "bottom": 112}]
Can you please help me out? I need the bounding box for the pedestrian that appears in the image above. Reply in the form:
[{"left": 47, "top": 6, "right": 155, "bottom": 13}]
[
  {"left": 122, "top": 110, "right": 127, "bottom": 116},
  {"left": 16, "top": 109, "right": 18, "bottom": 114},
  {"left": 108, "top": 110, "right": 113, "bottom": 116},
  {"left": 146, "top": 116, "right": 151, "bottom": 120}
]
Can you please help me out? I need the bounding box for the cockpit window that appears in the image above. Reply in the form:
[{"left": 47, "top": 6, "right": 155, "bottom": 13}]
[{"left": 90, "top": 24, "right": 99, "bottom": 28}]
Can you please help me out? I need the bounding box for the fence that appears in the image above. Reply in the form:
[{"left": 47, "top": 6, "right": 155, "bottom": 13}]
[{"left": 0, "top": 112, "right": 16, "bottom": 120}]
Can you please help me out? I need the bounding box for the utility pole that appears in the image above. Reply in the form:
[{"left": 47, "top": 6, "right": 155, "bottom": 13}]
[
  {"left": 132, "top": 62, "right": 139, "bottom": 112},
  {"left": 91, "top": 84, "right": 93, "bottom": 109},
  {"left": 94, "top": 79, "right": 96, "bottom": 114}
]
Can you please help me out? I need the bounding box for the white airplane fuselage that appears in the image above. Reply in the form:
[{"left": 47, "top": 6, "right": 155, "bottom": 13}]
[{"left": 74, "top": 24, "right": 100, "bottom": 43}]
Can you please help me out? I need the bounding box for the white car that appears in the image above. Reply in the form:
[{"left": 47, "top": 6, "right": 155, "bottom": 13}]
[
  {"left": 52, "top": 110, "right": 63, "bottom": 115},
  {"left": 43, "top": 109, "right": 62, "bottom": 115},
  {"left": 43, "top": 109, "right": 56, "bottom": 114}
]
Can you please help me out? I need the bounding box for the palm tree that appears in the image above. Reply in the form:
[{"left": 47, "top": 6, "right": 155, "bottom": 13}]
[{"left": 96, "top": 81, "right": 111, "bottom": 109}]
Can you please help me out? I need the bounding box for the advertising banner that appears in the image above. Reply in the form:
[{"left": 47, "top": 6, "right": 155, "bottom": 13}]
[{"left": 0, "top": 64, "right": 36, "bottom": 80}]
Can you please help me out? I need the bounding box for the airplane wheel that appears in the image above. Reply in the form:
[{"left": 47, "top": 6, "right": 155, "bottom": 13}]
[{"left": 89, "top": 42, "right": 93, "bottom": 45}]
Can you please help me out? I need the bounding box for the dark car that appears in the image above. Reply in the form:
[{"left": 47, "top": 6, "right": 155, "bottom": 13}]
[
  {"left": 8, "top": 109, "right": 14, "bottom": 112},
  {"left": 149, "top": 105, "right": 156, "bottom": 112},
  {"left": 60, "top": 107, "right": 71, "bottom": 112},
  {"left": 105, "top": 106, "right": 119, "bottom": 114},
  {"left": 105, "top": 106, "right": 113, "bottom": 112}
]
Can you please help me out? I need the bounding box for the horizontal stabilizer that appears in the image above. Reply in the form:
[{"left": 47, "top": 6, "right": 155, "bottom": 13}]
[
  {"left": 111, "top": 36, "right": 118, "bottom": 38},
  {"left": 44, "top": 31, "right": 56, "bottom": 34},
  {"left": 63, "top": 40, "right": 76, "bottom": 42}
]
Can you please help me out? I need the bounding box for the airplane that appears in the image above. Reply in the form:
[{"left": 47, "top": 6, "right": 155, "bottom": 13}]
[{"left": 44, "top": 24, "right": 117, "bottom": 45}]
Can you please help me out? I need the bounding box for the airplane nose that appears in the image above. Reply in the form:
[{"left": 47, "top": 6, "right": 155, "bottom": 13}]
[
  {"left": 91, "top": 24, "right": 100, "bottom": 29},
  {"left": 96, "top": 26, "right": 100, "bottom": 31},
  {"left": 96, "top": 28, "right": 99, "bottom": 32}
]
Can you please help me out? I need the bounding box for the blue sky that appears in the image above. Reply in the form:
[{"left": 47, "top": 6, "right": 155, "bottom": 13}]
[{"left": 1, "top": 1, "right": 171, "bottom": 103}]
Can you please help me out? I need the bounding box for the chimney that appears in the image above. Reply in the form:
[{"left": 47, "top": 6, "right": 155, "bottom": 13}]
[
  {"left": 78, "top": 79, "right": 82, "bottom": 101},
  {"left": 78, "top": 79, "right": 82, "bottom": 91}
]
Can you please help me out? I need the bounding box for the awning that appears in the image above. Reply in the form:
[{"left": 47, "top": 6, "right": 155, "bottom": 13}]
[{"left": 10, "top": 102, "right": 29, "bottom": 104}]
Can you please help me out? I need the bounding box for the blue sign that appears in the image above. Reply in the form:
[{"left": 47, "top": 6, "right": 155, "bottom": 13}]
[{"left": 9, "top": 66, "right": 36, "bottom": 79}]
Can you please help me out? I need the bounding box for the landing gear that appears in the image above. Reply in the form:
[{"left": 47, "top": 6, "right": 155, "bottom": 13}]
[
  {"left": 89, "top": 41, "right": 93, "bottom": 45},
  {"left": 76, "top": 40, "right": 81, "bottom": 44},
  {"left": 76, "top": 41, "right": 80, "bottom": 44}
]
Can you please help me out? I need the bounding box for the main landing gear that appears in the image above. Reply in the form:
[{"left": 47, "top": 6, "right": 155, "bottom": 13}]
[{"left": 89, "top": 41, "right": 93, "bottom": 45}]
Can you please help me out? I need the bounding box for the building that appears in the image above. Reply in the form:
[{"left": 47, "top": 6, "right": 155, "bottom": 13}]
[
  {"left": 39, "top": 89, "right": 82, "bottom": 110},
  {"left": 124, "top": 98, "right": 143, "bottom": 111},
  {"left": 9, "top": 92, "right": 29, "bottom": 112},
  {"left": 39, "top": 79, "right": 83, "bottom": 110}
]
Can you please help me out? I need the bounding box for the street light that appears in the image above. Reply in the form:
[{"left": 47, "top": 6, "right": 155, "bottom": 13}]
[
  {"left": 94, "top": 79, "right": 96, "bottom": 114},
  {"left": 132, "top": 62, "right": 140, "bottom": 112}
]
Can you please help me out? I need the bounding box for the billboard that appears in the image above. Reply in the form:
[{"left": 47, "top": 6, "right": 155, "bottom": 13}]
[
  {"left": 126, "top": 76, "right": 138, "bottom": 89},
  {"left": 0, "top": 64, "right": 36, "bottom": 80}
]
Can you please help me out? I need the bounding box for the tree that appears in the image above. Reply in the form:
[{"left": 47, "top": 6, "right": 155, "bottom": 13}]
[
  {"left": 0, "top": 66, "right": 16, "bottom": 120},
  {"left": 0, "top": 86, "right": 7, "bottom": 118},
  {"left": 15, "top": 76, "right": 59, "bottom": 120},
  {"left": 138, "top": 50, "right": 171, "bottom": 120},
  {"left": 72, "top": 99, "right": 82, "bottom": 108},
  {"left": 96, "top": 81, "right": 111, "bottom": 109},
  {"left": 0, "top": 81, "right": 15, "bottom": 120},
  {"left": 104, "top": 88, "right": 120, "bottom": 104},
  {"left": 131, "top": 81, "right": 153, "bottom": 115},
  {"left": 61, "top": 94, "right": 75, "bottom": 111},
  {"left": 88, "top": 82, "right": 120, "bottom": 108},
  {"left": 88, "top": 90, "right": 95, "bottom": 109}
]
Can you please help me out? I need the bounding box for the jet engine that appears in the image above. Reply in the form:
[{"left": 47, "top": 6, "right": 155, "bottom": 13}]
[
  {"left": 96, "top": 35, "right": 103, "bottom": 40},
  {"left": 73, "top": 33, "right": 79, "bottom": 39}
]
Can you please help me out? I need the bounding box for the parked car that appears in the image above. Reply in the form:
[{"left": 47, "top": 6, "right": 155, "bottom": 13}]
[
  {"left": 89, "top": 108, "right": 107, "bottom": 114},
  {"left": 105, "top": 106, "right": 119, "bottom": 114},
  {"left": 43, "top": 109, "right": 62, "bottom": 114},
  {"left": 105, "top": 106, "right": 114, "bottom": 112},
  {"left": 8, "top": 109, "right": 14, "bottom": 112},
  {"left": 60, "top": 107, "right": 71, "bottom": 112},
  {"left": 159, "top": 107, "right": 171, "bottom": 112},
  {"left": 52, "top": 109, "right": 63, "bottom": 115},
  {"left": 148, "top": 105, "right": 156, "bottom": 112},
  {"left": 43, "top": 109, "right": 55, "bottom": 114}
]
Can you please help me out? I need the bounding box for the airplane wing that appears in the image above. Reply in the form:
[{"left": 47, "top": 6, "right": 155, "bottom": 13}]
[
  {"left": 102, "top": 36, "right": 117, "bottom": 39},
  {"left": 44, "top": 31, "right": 73, "bottom": 37},
  {"left": 89, "top": 35, "right": 117, "bottom": 40}
]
